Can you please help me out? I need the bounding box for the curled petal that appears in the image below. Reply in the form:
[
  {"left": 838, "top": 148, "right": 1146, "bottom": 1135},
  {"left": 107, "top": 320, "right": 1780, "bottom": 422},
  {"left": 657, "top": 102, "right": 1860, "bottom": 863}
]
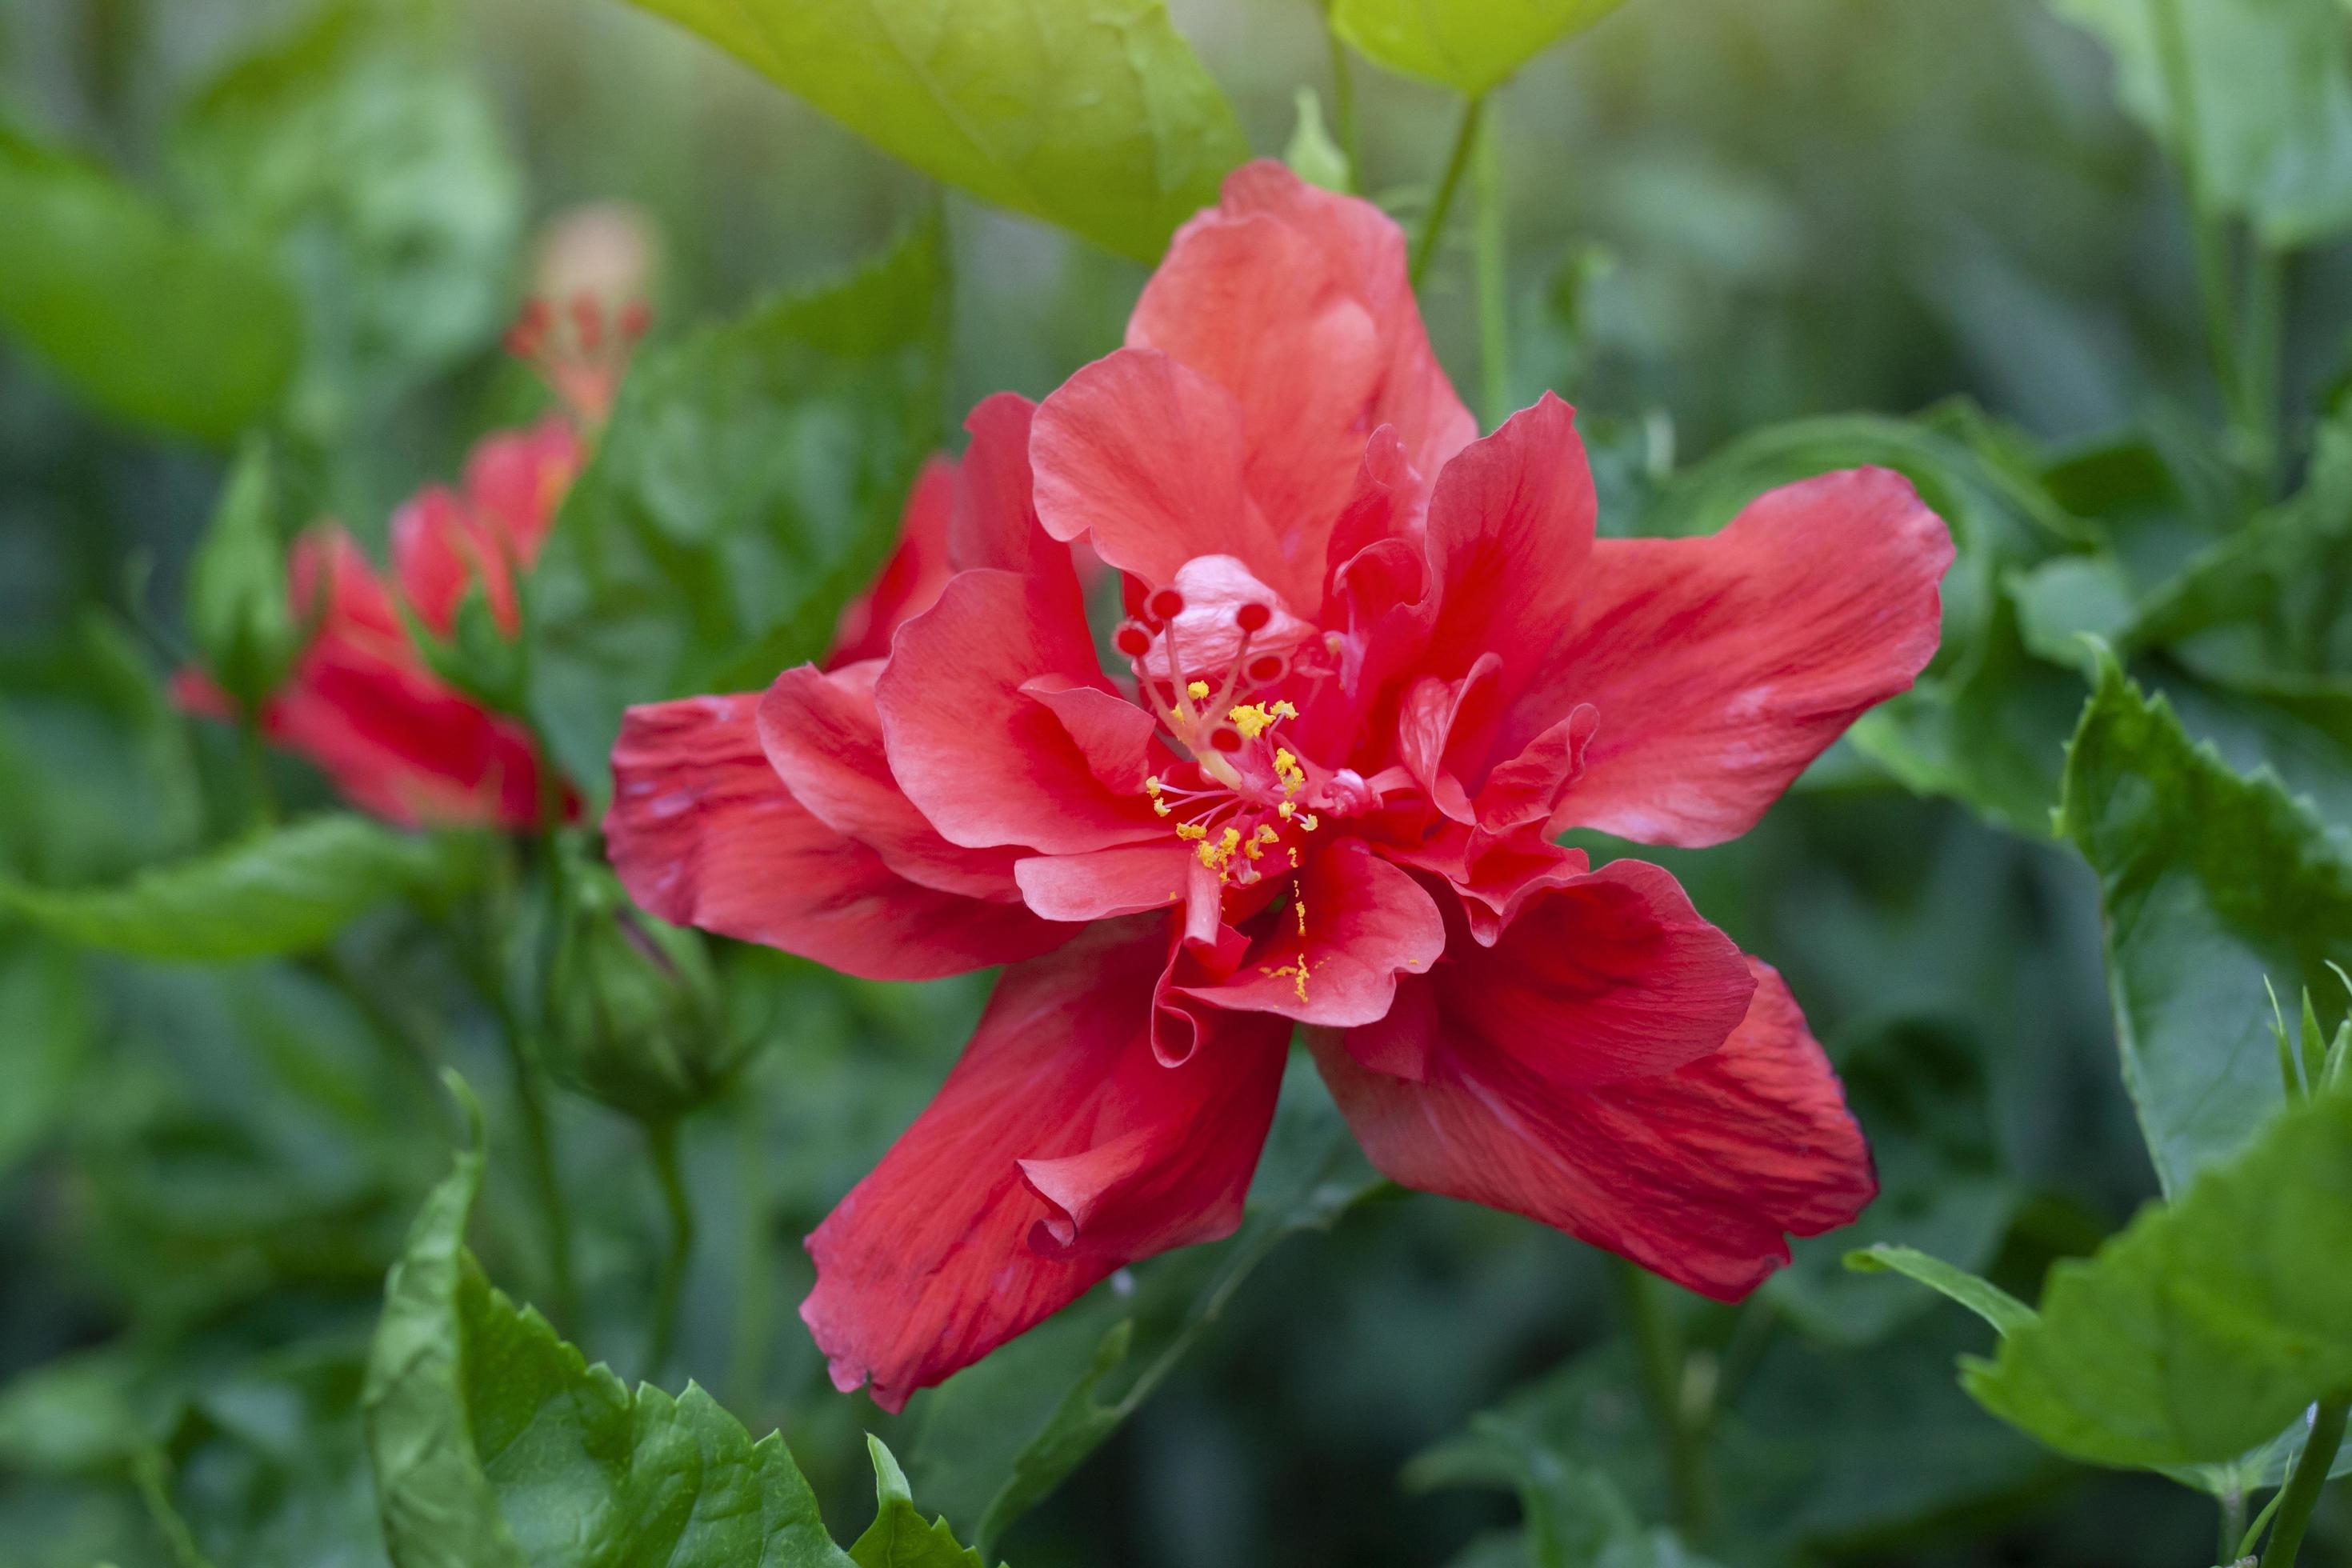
[
  {"left": 607, "top": 692, "right": 1066, "bottom": 980},
  {"left": 802, "top": 920, "right": 1290, "bottom": 1410},
  {"left": 1527, "top": 466, "right": 1954, "bottom": 847},
  {"left": 1312, "top": 958, "right": 1874, "bottom": 1300},
  {"left": 1014, "top": 842, "right": 1191, "bottom": 922}
]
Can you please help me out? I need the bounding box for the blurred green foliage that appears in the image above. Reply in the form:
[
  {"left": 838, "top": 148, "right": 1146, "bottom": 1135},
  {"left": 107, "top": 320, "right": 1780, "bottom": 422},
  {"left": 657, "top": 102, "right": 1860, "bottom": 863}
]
[{"left": 3, "top": 0, "right": 2352, "bottom": 1564}]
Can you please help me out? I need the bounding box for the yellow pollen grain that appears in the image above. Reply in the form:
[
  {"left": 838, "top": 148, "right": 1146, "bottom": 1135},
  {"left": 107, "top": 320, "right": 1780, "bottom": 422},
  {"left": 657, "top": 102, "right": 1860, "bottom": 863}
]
[
  {"left": 1274, "top": 747, "right": 1296, "bottom": 774},
  {"left": 1218, "top": 827, "right": 1241, "bottom": 852},
  {"left": 1301, "top": 813, "right": 1320, "bottom": 832},
  {"left": 1186, "top": 680, "right": 1210, "bottom": 701},
  {"left": 1270, "top": 700, "right": 1298, "bottom": 720},
  {"left": 1197, "top": 842, "right": 1220, "bottom": 868},
  {"left": 1278, "top": 802, "right": 1294, "bottom": 819},
  {"left": 1245, "top": 839, "right": 1262, "bottom": 862},
  {"left": 1145, "top": 775, "right": 1162, "bottom": 794},
  {"left": 1254, "top": 825, "right": 1280, "bottom": 844},
  {"left": 1228, "top": 702, "right": 1276, "bottom": 739},
  {"left": 1174, "top": 822, "right": 1207, "bottom": 841},
  {"left": 1153, "top": 799, "right": 1172, "bottom": 817}
]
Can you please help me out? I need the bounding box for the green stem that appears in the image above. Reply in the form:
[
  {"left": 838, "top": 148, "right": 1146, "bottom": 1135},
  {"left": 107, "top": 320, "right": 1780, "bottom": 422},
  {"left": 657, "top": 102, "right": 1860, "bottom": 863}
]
[
  {"left": 1473, "top": 107, "right": 1510, "bottom": 428},
  {"left": 646, "top": 1118, "right": 695, "bottom": 1378},
  {"left": 1324, "top": 14, "right": 1361, "bottom": 189},
  {"left": 2149, "top": 0, "right": 2245, "bottom": 441},
  {"left": 1611, "top": 1259, "right": 1716, "bottom": 1540},
  {"left": 2241, "top": 242, "right": 2286, "bottom": 491},
  {"left": 1410, "top": 95, "right": 1487, "bottom": 290},
  {"left": 131, "top": 1447, "right": 218, "bottom": 1568},
  {"left": 238, "top": 716, "right": 277, "bottom": 828},
  {"left": 2222, "top": 1487, "right": 2250, "bottom": 1567},
  {"left": 2261, "top": 1394, "right": 2349, "bottom": 1568},
  {"left": 725, "top": 1103, "right": 774, "bottom": 1409}
]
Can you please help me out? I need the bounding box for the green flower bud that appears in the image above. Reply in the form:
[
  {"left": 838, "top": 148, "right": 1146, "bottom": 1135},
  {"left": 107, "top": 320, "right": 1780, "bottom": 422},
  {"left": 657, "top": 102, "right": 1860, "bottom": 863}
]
[
  {"left": 187, "top": 435, "right": 300, "bottom": 714},
  {"left": 543, "top": 860, "right": 735, "bottom": 1123}
]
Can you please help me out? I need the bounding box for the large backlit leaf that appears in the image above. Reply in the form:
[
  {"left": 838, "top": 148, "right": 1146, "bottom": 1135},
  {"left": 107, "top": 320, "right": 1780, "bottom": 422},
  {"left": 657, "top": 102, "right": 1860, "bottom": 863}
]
[
  {"left": 2057, "top": 655, "right": 2352, "bottom": 1194},
  {"left": 0, "top": 815, "right": 478, "bottom": 963},
  {"left": 364, "top": 1084, "right": 970, "bottom": 1566},
  {"left": 526, "top": 216, "right": 949, "bottom": 803},
  {"left": 1333, "top": 0, "right": 1628, "bottom": 97},
  {"left": 616, "top": 0, "right": 1246, "bottom": 261},
  {"left": 0, "top": 121, "right": 299, "bottom": 443}
]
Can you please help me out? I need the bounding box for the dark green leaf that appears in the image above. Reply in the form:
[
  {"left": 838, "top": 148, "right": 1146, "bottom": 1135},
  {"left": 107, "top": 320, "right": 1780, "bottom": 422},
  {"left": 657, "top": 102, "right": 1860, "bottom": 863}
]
[
  {"left": 1961, "top": 1088, "right": 2352, "bottom": 1467},
  {"left": 0, "top": 936, "right": 90, "bottom": 1174},
  {"left": 617, "top": 0, "right": 1246, "bottom": 261},
  {"left": 0, "top": 120, "right": 299, "bottom": 443},
  {"left": 526, "top": 217, "right": 950, "bottom": 803},
  {"left": 1333, "top": 0, "right": 1629, "bottom": 96},
  {"left": 2057, "top": 656, "right": 2352, "bottom": 1192},
  {"left": 1840, "top": 1245, "right": 2038, "bottom": 1338},
  {"left": 0, "top": 815, "right": 478, "bottom": 962}
]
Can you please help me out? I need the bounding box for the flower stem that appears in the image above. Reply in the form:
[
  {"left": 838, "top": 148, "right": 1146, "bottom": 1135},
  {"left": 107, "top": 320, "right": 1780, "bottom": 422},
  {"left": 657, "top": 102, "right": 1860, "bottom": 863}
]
[
  {"left": 131, "top": 1446, "right": 218, "bottom": 1568},
  {"left": 1611, "top": 1258, "right": 1717, "bottom": 1541},
  {"left": 1411, "top": 94, "right": 1487, "bottom": 290},
  {"left": 2222, "top": 1486, "right": 2250, "bottom": 1566},
  {"left": 501, "top": 1017, "right": 579, "bottom": 1333},
  {"left": 1473, "top": 106, "right": 1510, "bottom": 428},
  {"left": 646, "top": 1118, "right": 695, "bottom": 1378},
  {"left": 238, "top": 716, "right": 276, "bottom": 828},
  {"left": 1322, "top": 9, "right": 1360, "bottom": 188},
  {"left": 2148, "top": 0, "right": 2247, "bottom": 446},
  {"left": 2261, "top": 1394, "right": 2349, "bottom": 1568}
]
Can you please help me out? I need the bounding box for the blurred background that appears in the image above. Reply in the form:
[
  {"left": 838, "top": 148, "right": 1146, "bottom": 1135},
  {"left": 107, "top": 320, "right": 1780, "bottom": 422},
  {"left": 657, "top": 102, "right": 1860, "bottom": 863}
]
[{"left": 2, "top": 0, "right": 2348, "bottom": 1564}]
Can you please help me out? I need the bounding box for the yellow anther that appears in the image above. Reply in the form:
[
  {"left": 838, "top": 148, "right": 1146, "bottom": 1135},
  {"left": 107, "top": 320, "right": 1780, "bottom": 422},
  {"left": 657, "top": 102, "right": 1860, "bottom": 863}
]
[
  {"left": 1228, "top": 702, "right": 1278, "bottom": 739},
  {"left": 1300, "top": 813, "right": 1319, "bottom": 832},
  {"left": 1218, "top": 827, "right": 1242, "bottom": 853},
  {"left": 1274, "top": 747, "right": 1296, "bottom": 774},
  {"left": 1153, "top": 799, "right": 1172, "bottom": 818},
  {"left": 1278, "top": 802, "right": 1294, "bottom": 819},
  {"left": 1295, "top": 898, "right": 1307, "bottom": 935},
  {"left": 1186, "top": 680, "right": 1210, "bottom": 701},
  {"left": 1254, "top": 825, "right": 1280, "bottom": 845},
  {"left": 1245, "top": 838, "right": 1263, "bottom": 862},
  {"left": 1174, "top": 822, "right": 1207, "bottom": 842},
  {"left": 1287, "top": 847, "right": 1299, "bottom": 867},
  {"left": 1145, "top": 775, "right": 1162, "bottom": 794},
  {"left": 1270, "top": 700, "right": 1298, "bottom": 720},
  {"left": 1197, "top": 842, "right": 1220, "bottom": 868}
]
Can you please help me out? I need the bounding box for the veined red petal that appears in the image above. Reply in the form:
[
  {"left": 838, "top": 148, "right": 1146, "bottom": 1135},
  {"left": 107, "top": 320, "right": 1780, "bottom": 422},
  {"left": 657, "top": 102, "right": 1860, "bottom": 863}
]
[
  {"left": 802, "top": 920, "right": 1290, "bottom": 1410},
  {"left": 1312, "top": 958, "right": 1874, "bottom": 1300},
  {"left": 606, "top": 692, "right": 1067, "bottom": 980},
  {"left": 758, "top": 661, "right": 1026, "bottom": 899},
  {"left": 876, "top": 569, "right": 1160, "bottom": 854},
  {"left": 828, "top": 455, "right": 956, "bottom": 668},
  {"left": 1030, "top": 347, "right": 1287, "bottom": 599},
  {"left": 1527, "top": 466, "right": 1953, "bottom": 847},
  {"left": 1014, "top": 842, "right": 1193, "bottom": 922},
  {"left": 1421, "top": 394, "right": 1595, "bottom": 705}
]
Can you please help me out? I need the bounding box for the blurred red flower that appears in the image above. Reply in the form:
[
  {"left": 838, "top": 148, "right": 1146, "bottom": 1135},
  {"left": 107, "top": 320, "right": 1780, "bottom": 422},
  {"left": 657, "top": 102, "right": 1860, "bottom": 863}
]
[
  {"left": 176, "top": 417, "right": 584, "bottom": 830},
  {"left": 605, "top": 162, "right": 1954, "bottom": 1411}
]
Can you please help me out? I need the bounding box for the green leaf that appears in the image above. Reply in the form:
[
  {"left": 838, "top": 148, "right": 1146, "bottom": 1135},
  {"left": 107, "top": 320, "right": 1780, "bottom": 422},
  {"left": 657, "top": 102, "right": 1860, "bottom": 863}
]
[
  {"left": 848, "top": 1437, "right": 986, "bottom": 1568},
  {"left": 0, "top": 815, "right": 478, "bottom": 963},
  {"left": 910, "top": 1058, "right": 1382, "bottom": 1553},
  {"left": 1841, "top": 1245, "right": 2038, "bottom": 1338},
  {"left": 2050, "top": 0, "right": 2352, "bottom": 247},
  {"left": 616, "top": 0, "right": 1246, "bottom": 261},
  {"left": 527, "top": 217, "right": 950, "bottom": 803},
  {"left": 1960, "top": 1088, "right": 2352, "bottom": 1468},
  {"left": 1284, "top": 88, "right": 1352, "bottom": 194},
  {"left": 365, "top": 1078, "right": 956, "bottom": 1566},
  {"left": 2057, "top": 656, "right": 2352, "bottom": 1194},
  {"left": 0, "top": 937, "right": 90, "bottom": 1175},
  {"left": 171, "top": 1, "right": 526, "bottom": 447},
  {"left": 1332, "top": 0, "right": 1628, "bottom": 97},
  {"left": 0, "top": 120, "right": 299, "bottom": 443}
]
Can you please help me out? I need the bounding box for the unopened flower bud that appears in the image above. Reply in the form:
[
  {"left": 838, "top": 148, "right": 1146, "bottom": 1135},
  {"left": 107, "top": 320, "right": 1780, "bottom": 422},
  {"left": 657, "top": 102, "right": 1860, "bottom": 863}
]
[
  {"left": 544, "top": 860, "right": 735, "bottom": 1123},
  {"left": 187, "top": 436, "right": 302, "bottom": 714}
]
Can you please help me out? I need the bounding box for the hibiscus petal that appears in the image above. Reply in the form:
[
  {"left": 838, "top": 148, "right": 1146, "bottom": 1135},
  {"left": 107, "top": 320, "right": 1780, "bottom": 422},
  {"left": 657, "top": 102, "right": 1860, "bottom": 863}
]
[
  {"left": 758, "top": 661, "right": 1026, "bottom": 899},
  {"left": 388, "top": 487, "right": 490, "bottom": 638},
  {"left": 876, "top": 569, "right": 1161, "bottom": 854},
  {"left": 1476, "top": 702, "right": 1599, "bottom": 832},
  {"left": 1528, "top": 466, "right": 1953, "bottom": 847},
  {"left": 828, "top": 455, "right": 956, "bottom": 668},
  {"left": 1030, "top": 347, "right": 1287, "bottom": 598},
  {"left": 1013, "top": 842, "right": 1191, "bottom": 922},
  {"left": 1422, "top": 394, "right": 1595, "bottom": 702},
  {"left": 1178, "top": 838, "right": 1446, "bottom": 1029},
  {"left": 606, "top": 692, "right": 1066, "bottom": 980},
  {"left": 1135, "top": 162, "right": 1474, "bottom": 510},
  {"left": 801, "top": 919, "right": 1290, "bottom": 1410},
  {"left": 1020, "top": 678, "right": 1160, "bottom": 795},
  {"left": 461, "top": 416, "right": 580, "bottom": 566},
  {"left": 1312, "top": 957, "right": 1873, "bottom": 1301}
]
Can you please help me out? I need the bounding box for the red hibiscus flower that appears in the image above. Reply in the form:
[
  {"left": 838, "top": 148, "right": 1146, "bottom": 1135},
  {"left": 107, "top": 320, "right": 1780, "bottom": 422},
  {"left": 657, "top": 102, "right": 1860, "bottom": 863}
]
[
  {"left": 178, "top": 416, "right": 584, "bottom": 830},
  {"left": 604, "top": 162, "right": 1954, "bottom": 1413}
]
